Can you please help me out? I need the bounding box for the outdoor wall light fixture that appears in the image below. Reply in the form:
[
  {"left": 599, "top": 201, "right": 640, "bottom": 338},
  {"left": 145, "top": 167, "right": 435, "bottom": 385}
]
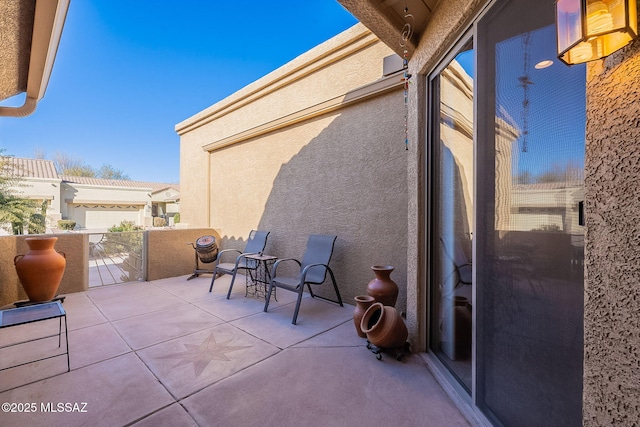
[{"left": 556, "top": 0, "right": 638, "bottom": 65}]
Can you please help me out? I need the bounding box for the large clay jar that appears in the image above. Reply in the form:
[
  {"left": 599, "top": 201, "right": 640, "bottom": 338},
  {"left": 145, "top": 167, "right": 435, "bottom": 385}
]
[
  {"left": 353, "top": 295, "right": 376, "bottom": 338},
  {"left": 14, "top": 237, "right": 66, "bottom": 302},
  {"left": 366, "top": 265, "right": 398, "bottom": 307},
  {"left": 360, "top": 302, "right": 408, "bottom": 349}
]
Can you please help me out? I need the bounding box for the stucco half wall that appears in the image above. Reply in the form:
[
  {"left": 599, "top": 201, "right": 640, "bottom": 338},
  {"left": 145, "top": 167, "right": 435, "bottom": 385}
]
[
  {"left": 146, "top": 228, "right": 221, "bottom": 281},
  {"left": 176, "top": 24, "right": 409, "bottom": 311},
  {"left": 0, "top": 233, "right": 88, "bottom": 307}
]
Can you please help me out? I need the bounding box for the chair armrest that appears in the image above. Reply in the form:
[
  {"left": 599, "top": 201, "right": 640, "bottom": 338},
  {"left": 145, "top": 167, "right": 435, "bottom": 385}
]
[
  {"left": 271, "top": 258, "right": 301, "bottom": 278},
  {"left": 300, "top": 262, "right": 332, "bottom": 284},
  {"left": 216, "top": 249, "right": 242, "bottom": 266},
  {"left": 235, "top": 251, "right": 262, "bottom": 268}
]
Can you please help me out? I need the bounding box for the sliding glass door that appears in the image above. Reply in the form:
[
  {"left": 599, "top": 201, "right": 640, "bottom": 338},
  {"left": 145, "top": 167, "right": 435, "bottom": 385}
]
[{"left": 428, "top": 0, "right": 585, "bottom": 425}]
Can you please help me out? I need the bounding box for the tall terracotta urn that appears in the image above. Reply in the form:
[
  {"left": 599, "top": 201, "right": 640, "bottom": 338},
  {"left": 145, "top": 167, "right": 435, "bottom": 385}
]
[
  {"left": 366, "top": 265, "right": 398, "bottom": 307},
  {"left": 360, "top": 302, "right": 408, "bottom": 349},
  {"left": 353, "top": 295, "right": 376, "bottom": 338},
  {"left": 14, "top": 237, "right": 66, "bottom": 302}
]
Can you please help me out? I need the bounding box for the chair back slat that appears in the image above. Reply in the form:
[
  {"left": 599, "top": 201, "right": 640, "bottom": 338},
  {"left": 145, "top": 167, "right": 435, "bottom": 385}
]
[
  {"left": 301, "top": 234, "right": 337, "bottom": 284},
  {"left": 244, "top": 230, "right": 269, "bottom": 254},
  {"left": 242, "top": 230, "right": 269, "bottom": 269}
]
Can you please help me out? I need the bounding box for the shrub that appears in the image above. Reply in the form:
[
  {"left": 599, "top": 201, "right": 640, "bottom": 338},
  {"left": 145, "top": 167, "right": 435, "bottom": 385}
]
[
  {"left": 104, "top": 220, "right": 143, "bottom": 256},
  {"left": 173, "top": 213, "right": 180, "bottom": 224},
  {"left": 153, "top": 217, "right": 166, "bottom": 227},
  {"left": 58, "top": 220, "right": 76, "bottom": 231},
  {"left": 108, "top": 220, "right": 142, "bottom": 233},
  {"left": 28, "top": 213, "right": 46, "bottom": 234}
]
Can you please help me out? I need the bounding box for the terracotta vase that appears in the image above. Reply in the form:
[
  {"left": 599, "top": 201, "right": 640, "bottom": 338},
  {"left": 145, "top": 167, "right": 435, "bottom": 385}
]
[
  {"left": 366, "top": 265, "right": 398, "bottom": 307},
  {"left": 14, "top": 237, "right": 66, "bottom": 302},
  {"left": 353, "top": 295, "right": 376, "bottom": 338},
  {"left": 360, "top": 302, "right": 408, "bottom": 349}
]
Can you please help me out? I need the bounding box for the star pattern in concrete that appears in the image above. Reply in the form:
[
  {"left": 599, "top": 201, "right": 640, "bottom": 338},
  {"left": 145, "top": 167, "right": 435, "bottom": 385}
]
[{"left": 156, "top": 333, "right": 251, "bottom": 377}]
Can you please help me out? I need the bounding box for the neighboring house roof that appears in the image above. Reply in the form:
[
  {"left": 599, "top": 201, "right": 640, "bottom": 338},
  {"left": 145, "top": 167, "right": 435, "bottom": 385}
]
[
  {"left": 512, "top": 181, "right": 584, "bottom": 191},
  {"left": 60, "top": 175, "right": 179, "bottom": 192},
  {"left": 3, "top": 156, "right": 179, "bottom": 193},
  {"left": 3, "top": 156, "right": 59, "bottom": 179}
]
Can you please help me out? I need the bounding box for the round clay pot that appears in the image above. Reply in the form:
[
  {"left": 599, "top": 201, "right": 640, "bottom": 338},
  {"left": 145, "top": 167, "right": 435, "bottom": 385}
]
[
  {"left": 360, "top": 302, "right": 408, "bottom": 349},
  {"left": 14, "top": 237, "right": 66, "bottom": 302},
  {"left": 353, "top": 295, "right": 376, "bottom": 338},
  {"left": 366, "top": 265, "right": 398, "bottom": 307}
]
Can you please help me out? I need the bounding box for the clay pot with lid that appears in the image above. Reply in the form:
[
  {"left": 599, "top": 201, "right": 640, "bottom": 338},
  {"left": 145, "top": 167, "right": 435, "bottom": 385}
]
[{"left": 14, "top": 237, "right": 66, "bottom": 302}]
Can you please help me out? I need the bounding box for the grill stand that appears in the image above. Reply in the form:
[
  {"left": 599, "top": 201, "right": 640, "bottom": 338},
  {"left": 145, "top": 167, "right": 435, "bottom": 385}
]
[{"left": 186, "top": 242, "right": 216, "bottom": 281}]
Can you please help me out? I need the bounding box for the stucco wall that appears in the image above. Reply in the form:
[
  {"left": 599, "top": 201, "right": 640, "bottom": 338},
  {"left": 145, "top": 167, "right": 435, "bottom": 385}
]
[
  {"left": 177, "top": 26, "right": 408, "bottom": 308},
  {"left": 209, "top": 90, "right": 407, "bottom": 307},
  {"left": 0, "top": 233, "right": 88, "bottom": 307},
  {"left": 584, "top": 40, "right": 640, "bottom": 425},
  {"left": 146, "top": 228, "right": 221, "bottom": 281},
  {"left": 178, "top": 129, "right": 210, "bottom": 228}
]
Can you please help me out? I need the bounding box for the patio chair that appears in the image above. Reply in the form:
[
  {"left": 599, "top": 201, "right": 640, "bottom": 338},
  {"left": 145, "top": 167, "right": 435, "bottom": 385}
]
[
  {"left": 263, "top": 234, "right": 343, "bottom": 325},
  {"left": 208, "top": 230, "right": 270, "bottom": 299}
]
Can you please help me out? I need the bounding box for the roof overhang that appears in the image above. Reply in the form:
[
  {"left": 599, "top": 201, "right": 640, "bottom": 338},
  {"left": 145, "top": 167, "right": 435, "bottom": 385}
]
[
  {"left": 337, "top": 0, "right": 439, "bottom": 58},
  {"left": 0, "top": 0, "right": 70, "bottom": 117}
]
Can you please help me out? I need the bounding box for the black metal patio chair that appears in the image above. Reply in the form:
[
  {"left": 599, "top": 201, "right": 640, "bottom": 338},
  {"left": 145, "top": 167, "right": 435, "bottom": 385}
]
[{"left": 263, "top": 234, "right": 343, "bottom": 325}]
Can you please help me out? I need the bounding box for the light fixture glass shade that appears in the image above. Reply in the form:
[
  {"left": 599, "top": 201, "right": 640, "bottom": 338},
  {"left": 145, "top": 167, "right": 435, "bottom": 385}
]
[{"left": 556, "top": 0, "right": 638, "bottom": 65}]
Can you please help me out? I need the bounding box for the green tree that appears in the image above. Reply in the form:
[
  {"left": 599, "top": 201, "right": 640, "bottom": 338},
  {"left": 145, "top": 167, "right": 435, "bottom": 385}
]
[
  {"left": 54, "top": 152, "right": 96, "bottom": 177},
  {"left": 54, "top": 152, "right": 131, "bottom": 180},
  {"left": 535, "top": 161, "right": 584, "bottom": 184},
  {"left": 98, "top": 164, "right": 130, "bottom": 180},
  {"left": 0, "top": 153, "right": 39, "bottom": 234}
]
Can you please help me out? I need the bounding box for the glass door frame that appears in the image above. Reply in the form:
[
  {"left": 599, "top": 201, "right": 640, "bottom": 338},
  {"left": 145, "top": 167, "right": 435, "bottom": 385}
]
[
  {"left": 425, "top": 26, "right": 478, "bottom": 406},
  {"left": 424, "top": 1, "right": 585, "bottom": 424}
]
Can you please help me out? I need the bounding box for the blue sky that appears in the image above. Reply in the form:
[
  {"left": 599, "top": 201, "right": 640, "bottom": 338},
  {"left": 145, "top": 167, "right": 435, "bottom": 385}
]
[{"left": 0, "top": 1, "right": 358, "bottom": 183}]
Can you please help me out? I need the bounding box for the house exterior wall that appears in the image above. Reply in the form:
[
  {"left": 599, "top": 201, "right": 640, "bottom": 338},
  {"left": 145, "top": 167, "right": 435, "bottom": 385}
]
[
  {"left": 62, "top": 182, "right": 151, "bottom": 230},
  {"left": 177, "top": 131, "right": 210, "bottom": 229},
  {"left": 339, "top": 0, "right": 640, "bottom": 424},
  {"left": 16, "top": 177, "right": 63, "bottom": 229},
  {"left": 584, "top": 39, "right": 640, "bottom": 425},
  {"left": 177, "top": 25, "right": 408, "bottom": 307}
]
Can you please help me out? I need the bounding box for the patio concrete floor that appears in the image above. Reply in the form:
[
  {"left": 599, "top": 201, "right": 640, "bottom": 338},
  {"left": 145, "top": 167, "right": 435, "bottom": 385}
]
[{"left": 0, "top": 274, "right": 470, "bottom": 427}]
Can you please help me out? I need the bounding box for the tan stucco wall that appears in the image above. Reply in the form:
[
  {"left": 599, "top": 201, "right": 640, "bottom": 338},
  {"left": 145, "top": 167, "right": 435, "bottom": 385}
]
[
  {"left": 177, "top": 25, "right": 408, "bottom": 309},
  {"left": 209, "top": 91, "right": 407, "bottom": 307},
  {"left": 0, "top": 233, "right": 88, "bottom": 307},
  {"left": 146, "top": 228, "right": 220, "bottom": 281},
  {"left": 583, "top": 40, "right": 640, "bottom": 426},
  {"left": 178, "top": 130, "right": 210, "bottom": 228}
]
